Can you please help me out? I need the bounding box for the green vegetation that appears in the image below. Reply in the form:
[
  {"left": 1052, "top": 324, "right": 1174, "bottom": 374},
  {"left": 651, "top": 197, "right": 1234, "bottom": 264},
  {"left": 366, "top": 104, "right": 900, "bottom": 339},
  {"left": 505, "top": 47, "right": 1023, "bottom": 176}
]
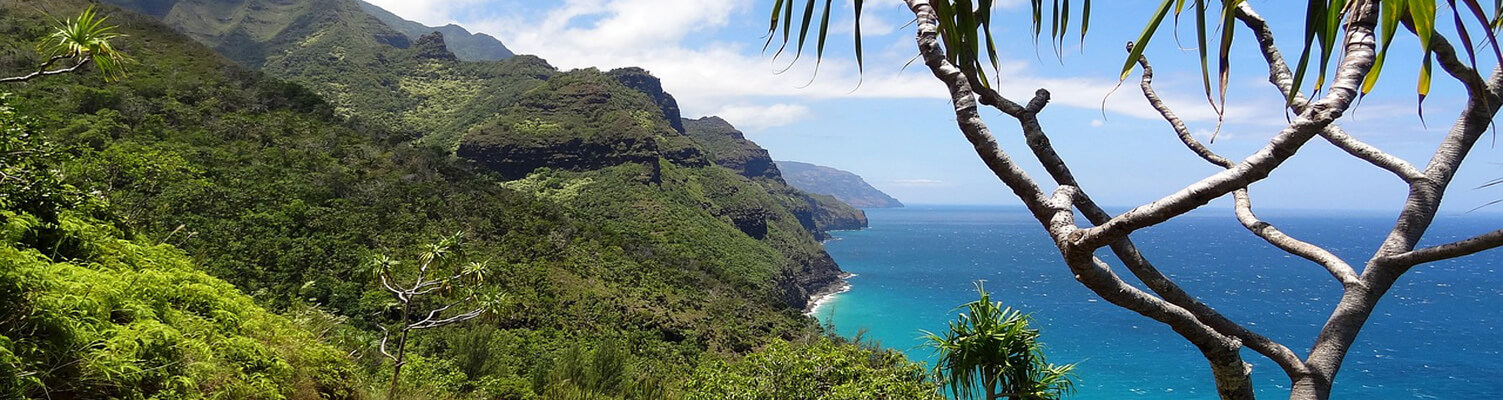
[
  {"left": 682, "top": 337, "right": 937, "bottom": 400},
  {"left": 1, "top": 2, "right": 939, "bottom": 398},
  {"left": 1, "top": 80, "right": 358, "bottom": 398},
  {"left": 0, "top": 209, "right": 362, "bottom": 399},
  {"left": 924, "top": 283, "right": 1074, "bottom": 400}
]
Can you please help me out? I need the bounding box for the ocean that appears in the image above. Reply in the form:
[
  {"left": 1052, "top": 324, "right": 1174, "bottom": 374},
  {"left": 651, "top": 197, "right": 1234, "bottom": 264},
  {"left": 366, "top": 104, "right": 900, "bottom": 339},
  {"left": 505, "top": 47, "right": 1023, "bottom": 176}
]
[{"left": 812, "top": 205, "right": 1503, "bottom": 399}]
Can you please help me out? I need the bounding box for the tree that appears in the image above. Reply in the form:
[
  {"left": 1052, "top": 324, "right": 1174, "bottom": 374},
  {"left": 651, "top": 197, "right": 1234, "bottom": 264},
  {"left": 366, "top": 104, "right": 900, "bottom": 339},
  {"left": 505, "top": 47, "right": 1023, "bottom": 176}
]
[
  {"left": 924, "top": 282, "right": 1074, "bottom": 400},
  {"left": 768, "top": 1, "right": 1503, "bottom": 400},
  {"left": 370, "top": 233, "right": 500, "bottom": 400},
  {"left": 0, "top": 5, "right": 128, "bottom": 84}
]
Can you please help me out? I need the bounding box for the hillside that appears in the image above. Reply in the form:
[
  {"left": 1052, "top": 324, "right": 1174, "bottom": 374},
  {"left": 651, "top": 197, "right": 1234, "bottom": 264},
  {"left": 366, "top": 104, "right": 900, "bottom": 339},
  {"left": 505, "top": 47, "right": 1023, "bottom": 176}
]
[
  {"left": 684, "top": 116, "right": 869, "bottom": 234},
  {"left": 777, "top": 161, "right": 904, "bottom": 209},
  {"left": 99, "top": 0, "right": 863, "bottom": 301},
  {"left": 0, "top": 1, "right": 933, "bottom": 398}
]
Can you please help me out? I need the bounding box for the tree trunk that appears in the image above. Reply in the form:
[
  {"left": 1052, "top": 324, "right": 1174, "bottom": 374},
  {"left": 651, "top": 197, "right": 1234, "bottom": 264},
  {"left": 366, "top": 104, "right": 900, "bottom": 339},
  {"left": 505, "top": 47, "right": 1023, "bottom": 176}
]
[
  {"left": 985, "top": 367, "right": 1000, "bottom": 400},
  {"left": 387, "top": 300, "right": 413, "bottom": 400}
]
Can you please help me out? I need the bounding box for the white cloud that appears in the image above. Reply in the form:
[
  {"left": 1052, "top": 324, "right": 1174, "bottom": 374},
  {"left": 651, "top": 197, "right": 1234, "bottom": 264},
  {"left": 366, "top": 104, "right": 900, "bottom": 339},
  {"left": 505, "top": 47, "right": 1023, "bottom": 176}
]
[
  {"left": 713, "top": 103, "right": 813, "bottom": 131},
  {"left": 1090, "top": 119, "right": 1104, "bottom": 128}
]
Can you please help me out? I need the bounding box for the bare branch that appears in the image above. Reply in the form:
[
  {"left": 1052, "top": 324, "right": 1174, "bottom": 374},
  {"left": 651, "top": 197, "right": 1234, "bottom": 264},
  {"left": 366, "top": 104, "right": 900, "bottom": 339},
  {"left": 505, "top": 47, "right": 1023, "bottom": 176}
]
[
  {"left": 409, "top": 308, "right": 484, "bottom": 331},
  {"left": 377, "top": 326, "right": 398, "bottom": 362},
  {"left": 1385, "top": 229, "right": 1503, "bottom": 267},
  {"left": 1428, "top": 29, "right": 1489, "bottom": 97},
  {"left": 1137, "top": 51, "right": 1233, "bottom": 169},
  {"left": 1138, "top": 51, "right": 1361, "bottom": 289},
  {"left": 1234, "top": 190, "right": 1362, "bottom": 287},
  {"left": 0, "top": 56, "right": 89, "bottom": 84},
  {"left": 901, "top": 0, "right": 1055, "bottom": 225},
  {"left": 1080, "top": 3, "right": 1381, "bottom": 250},
  {"left": 1235, "top": 3, "right": 1424, "bottom": 184}
]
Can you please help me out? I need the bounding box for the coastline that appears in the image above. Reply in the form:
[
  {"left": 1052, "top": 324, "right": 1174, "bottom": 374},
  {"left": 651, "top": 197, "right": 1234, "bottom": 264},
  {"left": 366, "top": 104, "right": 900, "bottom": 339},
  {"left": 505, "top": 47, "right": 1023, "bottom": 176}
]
[{"left": 803, "top": 273, "right": 855, "bottom": 316}]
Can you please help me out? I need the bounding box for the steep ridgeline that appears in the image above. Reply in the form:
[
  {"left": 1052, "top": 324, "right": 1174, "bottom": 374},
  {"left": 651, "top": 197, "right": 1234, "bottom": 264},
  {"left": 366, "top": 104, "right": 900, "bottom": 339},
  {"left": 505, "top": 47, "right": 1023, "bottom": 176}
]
[
  {"left": 101, "top": 0, "right": 534, "bottom": 145},
  {"left": 356, "top": 0, "right": 514, "bottom": 61},
  {"left": 777, "top": 161, "right": 904, "bottom": 208},
  {"left": 99, "top": 0, "right": 410, "bottom": 68},
  {"left": 683, "top": 117, "right": 869, "bottom": 235},
  {"left": 0, "top": 0, "right": 895, "bottom": 397},
  {"left": 100, "top": 0, "right": 512, "bottom": 65}
]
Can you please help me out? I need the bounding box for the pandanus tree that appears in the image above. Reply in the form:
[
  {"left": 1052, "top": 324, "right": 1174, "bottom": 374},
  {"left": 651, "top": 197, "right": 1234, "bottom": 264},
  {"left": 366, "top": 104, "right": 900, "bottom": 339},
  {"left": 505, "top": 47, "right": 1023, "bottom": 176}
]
[
  {"left": 369, "top": 233, "right": 502, "bottom": 400},
  {"left": 768, "top": 1, "right": 1503, "bottom": 399},
  {"left": 924, "top": 283, "right": 1074, "bottom": 400},
  {"left": 1, "top": 5, "right": 128, "bottom": 84}
]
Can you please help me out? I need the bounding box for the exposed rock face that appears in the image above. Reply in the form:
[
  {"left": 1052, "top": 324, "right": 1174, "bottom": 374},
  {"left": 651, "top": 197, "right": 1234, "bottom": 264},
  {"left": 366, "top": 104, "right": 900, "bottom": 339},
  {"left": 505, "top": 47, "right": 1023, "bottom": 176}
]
[
  {"left": 777, "top": 161, "right": 904, "bottom": 208},
  {"left": 457, "top": 68, "right": 707, "bottom": 181},
  {"left": 611, "top": 68, "right": 685, "bottom": 134},
  {"left": 412, "top": 32, "right": 458, "bottom": 61},
  {"left": 681, "top": 117, "right": 783, "bottom": 181},
  {"left": 459, "top": 136, "right": 665, "bottom": 181}
]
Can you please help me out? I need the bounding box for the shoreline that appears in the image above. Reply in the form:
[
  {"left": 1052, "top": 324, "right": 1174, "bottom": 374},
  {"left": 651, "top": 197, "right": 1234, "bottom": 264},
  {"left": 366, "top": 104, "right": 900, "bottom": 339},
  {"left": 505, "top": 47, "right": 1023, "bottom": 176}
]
[{"left": 803, "top": 273, "right": 855, "bottom": 316}]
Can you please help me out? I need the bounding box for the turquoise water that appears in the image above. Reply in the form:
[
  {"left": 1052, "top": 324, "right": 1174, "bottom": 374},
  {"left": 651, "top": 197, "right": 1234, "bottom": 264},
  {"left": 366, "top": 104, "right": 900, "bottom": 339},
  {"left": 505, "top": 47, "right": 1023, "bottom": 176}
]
[{"left": 814, "top": 205, "right": 1503, "bottom": 399}]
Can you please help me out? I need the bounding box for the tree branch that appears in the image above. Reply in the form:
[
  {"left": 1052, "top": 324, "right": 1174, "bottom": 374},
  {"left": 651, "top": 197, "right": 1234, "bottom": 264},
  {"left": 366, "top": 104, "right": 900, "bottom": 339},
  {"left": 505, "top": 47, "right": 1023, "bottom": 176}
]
[
  {"left": 1138, "top": 51, "right": 1361, "bottom": 289},
  {"left": 1384, "top": 229, "right": 1503, "bottom": 267},
  {"left": 901, "top": 0, "right": 1056, "bottom": 226},
  {"left": 0, "top": 55, "right": 88, "bottom": 84},
  {"left": 377, "top": 326, "right": 398, "bottom": 362},
  {"left": 1079, "top": 2, "right": 1381, "bottom": 250},
  {"left": 1235, "top": 3, "right": 1425, "bottom": 184},
  {"left": 1234, "top": 190, "right": 1362, "bottom": 287}
]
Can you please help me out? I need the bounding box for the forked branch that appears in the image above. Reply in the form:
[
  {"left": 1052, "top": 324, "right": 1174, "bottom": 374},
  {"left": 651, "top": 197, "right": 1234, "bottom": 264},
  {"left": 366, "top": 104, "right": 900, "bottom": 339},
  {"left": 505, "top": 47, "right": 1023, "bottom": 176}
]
[{"left": 1137, "top": 51, "right": 1361, "bottom": 289}]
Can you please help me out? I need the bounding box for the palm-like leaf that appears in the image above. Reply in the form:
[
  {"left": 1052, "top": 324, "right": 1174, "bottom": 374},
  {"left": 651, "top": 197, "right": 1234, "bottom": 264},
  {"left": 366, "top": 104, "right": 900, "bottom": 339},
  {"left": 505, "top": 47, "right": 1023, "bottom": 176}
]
[
  {"left": 924, "top": 282, "right": 1075, "bottom": 400},
  {"left": 40, "top": 6, "right": 129, "bottom": 82},
  {"left": 767, "top": 0, "right": 1503, "bottom": 118}
]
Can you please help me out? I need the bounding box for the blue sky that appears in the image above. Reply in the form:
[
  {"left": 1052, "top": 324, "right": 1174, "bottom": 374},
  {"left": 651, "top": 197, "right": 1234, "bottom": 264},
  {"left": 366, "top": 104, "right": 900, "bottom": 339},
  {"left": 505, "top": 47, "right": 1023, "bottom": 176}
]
[{"left": 365, "top": 0, "right": 1503, "bottom": 214}]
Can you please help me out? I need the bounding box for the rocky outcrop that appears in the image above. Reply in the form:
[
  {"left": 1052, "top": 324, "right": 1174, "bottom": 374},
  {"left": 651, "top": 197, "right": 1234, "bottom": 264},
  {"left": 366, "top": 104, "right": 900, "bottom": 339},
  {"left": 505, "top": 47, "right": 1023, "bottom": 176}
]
[
  {"left": 412, "top": 32, "right": 458, "bottom": 61},
  {"left": 777, "top": 161, "right": 904, "bottom": 208},
  {"left": 681, "top": 117, "right": 783, "bottom": 181},
  {"left": 357, "top": 0, "right": 515, "bottom": 61},
  {"left": 459, "top": 136, "right": 665, "bottom": 181},
  {"left": 457, "top": 68, "right": 707, "bottom": 181},
  {"left": 611, "top": 68, "right": 685, "bottom": 134}
]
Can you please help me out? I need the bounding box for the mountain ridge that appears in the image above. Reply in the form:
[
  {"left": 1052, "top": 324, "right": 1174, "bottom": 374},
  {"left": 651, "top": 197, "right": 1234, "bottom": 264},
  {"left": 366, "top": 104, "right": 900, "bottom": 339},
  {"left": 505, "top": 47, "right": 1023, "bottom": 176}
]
[
  {"left": 355, "top": 0, "right": 514, "bottom": 61},
  {"left": 777, "top": 160, "right": 904, "bottom": 209}
]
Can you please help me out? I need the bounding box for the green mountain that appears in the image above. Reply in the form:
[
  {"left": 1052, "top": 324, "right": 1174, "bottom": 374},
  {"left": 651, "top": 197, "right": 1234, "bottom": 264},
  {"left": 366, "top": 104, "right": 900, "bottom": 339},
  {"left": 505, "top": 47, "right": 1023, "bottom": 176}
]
[
  {"left": 98, "top": 0, "right": 864, "bottom": 301},
  {"left": 99, "top": 0, "right": 513, "bottom": 64},
  {"left": 777, "top": 161, "right": 905, "bottom": 209},
  {"left": 355, "top": 0, "right": 514, "bottom": 61},
  {"left": 1, "top": 1, "right": 934, "bottom": 398}
]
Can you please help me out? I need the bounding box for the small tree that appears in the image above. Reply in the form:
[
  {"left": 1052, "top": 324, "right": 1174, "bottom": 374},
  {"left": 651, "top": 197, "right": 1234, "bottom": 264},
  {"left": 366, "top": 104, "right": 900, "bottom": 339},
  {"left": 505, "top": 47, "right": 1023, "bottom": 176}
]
[
  {"left": 370, "top": 233, "right": 500, "bottom": 400},
  {"left": 1, "top": 5, "right": 129, "bottom": 84},
  {"left": 925, "top": 282, "right": 1075, "bottom": 400}
]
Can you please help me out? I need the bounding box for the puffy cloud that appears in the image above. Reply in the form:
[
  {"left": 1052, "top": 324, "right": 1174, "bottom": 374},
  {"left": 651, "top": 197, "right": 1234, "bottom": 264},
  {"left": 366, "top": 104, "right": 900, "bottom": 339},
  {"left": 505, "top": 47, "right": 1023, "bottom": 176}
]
[{"left": 713, "top": 103, "right": 813, "bottom": 131}]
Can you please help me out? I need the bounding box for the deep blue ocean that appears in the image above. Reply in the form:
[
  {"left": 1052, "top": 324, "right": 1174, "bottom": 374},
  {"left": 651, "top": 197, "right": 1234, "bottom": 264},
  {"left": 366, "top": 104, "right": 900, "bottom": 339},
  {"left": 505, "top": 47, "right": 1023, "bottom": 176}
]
[{"left": 813, "top": 205, "right": 1503, "bottom": 399}]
